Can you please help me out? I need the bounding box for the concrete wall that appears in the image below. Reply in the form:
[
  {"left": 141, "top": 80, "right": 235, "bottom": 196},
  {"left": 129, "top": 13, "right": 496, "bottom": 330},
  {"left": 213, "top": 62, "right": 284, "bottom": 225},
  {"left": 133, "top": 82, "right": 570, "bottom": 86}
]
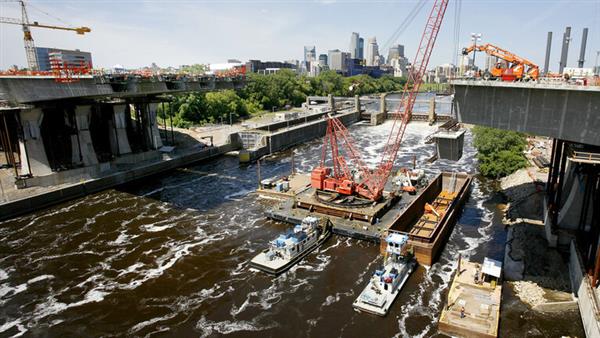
[
  {"left": 266, "top": 110, "right": 360, "bottom": 154},
  {"left": 453, "top": 81, "right": 600, "bottom": 146},
  {"left": 570, "top": 240, "right": 600, "bottom": 338},
  {"left": 238, "top": 110, "right": 360, "bottom": 162}
]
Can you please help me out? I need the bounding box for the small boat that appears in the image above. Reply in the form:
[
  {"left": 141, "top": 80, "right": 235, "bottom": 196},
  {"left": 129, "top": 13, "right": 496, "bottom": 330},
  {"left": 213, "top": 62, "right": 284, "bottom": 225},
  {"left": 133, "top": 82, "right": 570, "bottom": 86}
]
[
  {"left": 352, "top": 232, "right": 416, "bottom": 316},
  {"left": 249, "top": 216, "right": 331, "bottom": 275},
  {"left": 438, "top": 256, "right": 503, "bottom": 338}
]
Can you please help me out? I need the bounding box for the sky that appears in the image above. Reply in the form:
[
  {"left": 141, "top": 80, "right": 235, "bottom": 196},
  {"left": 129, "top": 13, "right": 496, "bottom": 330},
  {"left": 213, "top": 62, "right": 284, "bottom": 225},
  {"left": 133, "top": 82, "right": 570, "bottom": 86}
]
[{"left": 1, "top": 0, "right": 600, "bottom": 71}]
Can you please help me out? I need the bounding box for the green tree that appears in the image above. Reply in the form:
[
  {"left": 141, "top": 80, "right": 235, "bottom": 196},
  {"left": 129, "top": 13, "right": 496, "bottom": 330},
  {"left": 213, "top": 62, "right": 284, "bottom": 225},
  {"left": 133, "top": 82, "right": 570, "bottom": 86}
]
[{"left": 472, "top": 126, "right": 529, "bottom": 178}]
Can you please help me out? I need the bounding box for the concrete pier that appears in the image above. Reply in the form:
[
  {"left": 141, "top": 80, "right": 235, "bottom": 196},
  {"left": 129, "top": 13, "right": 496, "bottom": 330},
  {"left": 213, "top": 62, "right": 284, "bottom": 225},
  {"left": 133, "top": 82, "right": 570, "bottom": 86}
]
[{"left": 19, "top": 108, "right": 52, "bottom": 177}]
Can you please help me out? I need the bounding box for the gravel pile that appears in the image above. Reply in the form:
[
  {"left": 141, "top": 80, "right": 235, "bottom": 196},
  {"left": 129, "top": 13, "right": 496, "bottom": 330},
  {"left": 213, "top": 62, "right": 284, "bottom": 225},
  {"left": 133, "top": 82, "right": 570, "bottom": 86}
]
[{"left": 511, "top": 281, "right": 547, "bottom": 307}]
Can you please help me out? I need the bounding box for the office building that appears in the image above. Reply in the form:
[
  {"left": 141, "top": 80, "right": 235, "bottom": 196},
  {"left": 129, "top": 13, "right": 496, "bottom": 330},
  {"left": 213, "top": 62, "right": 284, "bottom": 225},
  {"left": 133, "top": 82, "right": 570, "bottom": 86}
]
[
  {"left": 246, "top": 60, "right": 297, "bottom": 73},
  {"left": 365, "top": 37, "right": 380, "bottom": 66},
  {"left": 387, "top": 44, "right": 405, "bottom": 62},
  {"left": 304, "top": 46, "right": 316, "bottom": 63},
  {"left": 358, "top": 37, "right": 364, "bottom": 60},
  {"left": 328, "top": 49, "right": 350, "bottom": 73},
  {"left": 35, "top": 47, "right": 92, "bottom": 71},
  {"left": 318, "top": 54, "right": 328, "bottom": 67},
  {"left": 350, "top": 32, "right": 360, "bottom": 59}
]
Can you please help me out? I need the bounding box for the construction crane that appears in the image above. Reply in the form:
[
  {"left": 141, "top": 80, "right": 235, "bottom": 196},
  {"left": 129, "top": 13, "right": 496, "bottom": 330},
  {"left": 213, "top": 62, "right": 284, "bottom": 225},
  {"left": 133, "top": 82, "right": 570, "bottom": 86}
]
[
  {"left": 0, "top": 1, "right": 91, "bottom": 70},
  {"left": 462, "top": 43, "right": 539, "bottom": 81},
  {"left": 311, "top": 0, "right": 450, "bottom": 201}
]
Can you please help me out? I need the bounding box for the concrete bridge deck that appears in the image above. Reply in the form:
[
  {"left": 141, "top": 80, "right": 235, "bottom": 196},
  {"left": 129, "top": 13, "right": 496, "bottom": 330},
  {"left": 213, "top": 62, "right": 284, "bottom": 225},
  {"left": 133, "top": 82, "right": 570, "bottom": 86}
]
[
  {"left": 0, "top": 75, "right": 244, "bottom": 104},
  {"left": 452, "top": 80, "right": 600, "bottom": 146}
]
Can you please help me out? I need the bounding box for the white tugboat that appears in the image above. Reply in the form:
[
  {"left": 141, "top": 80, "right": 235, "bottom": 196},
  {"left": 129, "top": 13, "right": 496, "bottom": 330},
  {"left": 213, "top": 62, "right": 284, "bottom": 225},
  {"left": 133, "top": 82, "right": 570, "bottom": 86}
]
[
  {"left": 250, "top": 216, "right": 331, "bottom": 275},
  {"left": 353, "top": 232, "right": 416, "bottom": 316}
]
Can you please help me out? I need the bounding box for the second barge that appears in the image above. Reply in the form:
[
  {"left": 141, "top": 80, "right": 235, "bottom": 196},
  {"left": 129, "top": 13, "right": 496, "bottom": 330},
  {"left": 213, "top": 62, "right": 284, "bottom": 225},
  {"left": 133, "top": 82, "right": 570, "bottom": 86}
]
[{"left": 385, "top": 172, "right": 472, "bottom": 266}]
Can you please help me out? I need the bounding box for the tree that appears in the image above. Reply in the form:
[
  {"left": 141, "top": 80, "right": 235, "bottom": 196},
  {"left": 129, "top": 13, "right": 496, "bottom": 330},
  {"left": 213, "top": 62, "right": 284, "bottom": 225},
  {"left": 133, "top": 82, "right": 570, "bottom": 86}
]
[{"left": 472, "top": 126, "right": 528, "bottom": 178}]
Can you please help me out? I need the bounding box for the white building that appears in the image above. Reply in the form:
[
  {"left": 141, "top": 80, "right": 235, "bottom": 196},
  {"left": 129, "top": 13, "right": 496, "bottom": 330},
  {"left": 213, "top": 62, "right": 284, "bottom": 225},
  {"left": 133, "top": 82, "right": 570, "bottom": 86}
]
[
  {"left": 365, "top": 37, "right": 380, "bottom": 67},
  {"left": 390, "top": 56, "right": 409, "bottom": 77}
]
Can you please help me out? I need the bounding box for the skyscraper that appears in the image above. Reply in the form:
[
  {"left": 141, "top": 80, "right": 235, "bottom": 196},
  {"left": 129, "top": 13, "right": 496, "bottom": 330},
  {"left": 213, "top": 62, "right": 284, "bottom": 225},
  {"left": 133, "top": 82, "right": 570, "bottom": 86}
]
[
  {"left": 365, "top": 37, "right": 380, "bottom": 66},
  {"left": 328, "top": 49, "right": 350, "bottom": 73},
  {"left": 349, "top": 32, "right": 360, "bottom": 59},
  {"left": 387, "top": 44, "right": 405, "bottom": 62},
  {"left": 358, "top": 38, "right": 364, "bottom": 60},
  {"left": 304, "top": 46, "right": 316, "bottom": 63},
  {"left": 318, "top": 54, "right": 328, "bottom": 67}
]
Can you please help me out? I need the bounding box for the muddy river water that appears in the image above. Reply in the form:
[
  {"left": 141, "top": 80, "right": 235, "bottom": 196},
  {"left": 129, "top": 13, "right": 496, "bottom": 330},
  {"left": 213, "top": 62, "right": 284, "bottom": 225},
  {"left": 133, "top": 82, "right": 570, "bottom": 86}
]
[{"left": 0, "top": 118, "right": 584, "bottom": 337}]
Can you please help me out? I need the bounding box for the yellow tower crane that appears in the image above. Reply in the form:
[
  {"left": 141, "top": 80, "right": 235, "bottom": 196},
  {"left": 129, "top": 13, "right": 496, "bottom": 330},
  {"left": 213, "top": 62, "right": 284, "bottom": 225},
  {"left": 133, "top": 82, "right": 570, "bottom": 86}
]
[{"left": 0, "top": 0, "right": 91, "bottom": 70}]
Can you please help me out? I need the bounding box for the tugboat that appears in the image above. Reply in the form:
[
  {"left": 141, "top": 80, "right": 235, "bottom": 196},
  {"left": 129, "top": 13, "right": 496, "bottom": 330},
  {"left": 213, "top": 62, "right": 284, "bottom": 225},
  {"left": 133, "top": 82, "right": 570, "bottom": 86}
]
[
  {"left": 249, "top": 216, "right": 331, "bottom": 275},
  {"left": 353, "top": 232, "right": 416, "bottom": 316}
]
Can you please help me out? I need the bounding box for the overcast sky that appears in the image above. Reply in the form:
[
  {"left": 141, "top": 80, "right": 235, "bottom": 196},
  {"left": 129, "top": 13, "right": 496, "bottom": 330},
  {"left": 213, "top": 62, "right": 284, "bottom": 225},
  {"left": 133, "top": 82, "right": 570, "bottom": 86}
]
[{"left": 1, "top": 0, "right": 599, "bottom": 71}]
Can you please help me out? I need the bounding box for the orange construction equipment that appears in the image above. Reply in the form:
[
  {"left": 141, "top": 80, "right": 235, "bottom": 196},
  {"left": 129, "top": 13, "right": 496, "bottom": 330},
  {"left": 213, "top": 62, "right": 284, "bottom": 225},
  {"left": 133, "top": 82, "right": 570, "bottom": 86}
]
[{"left": 462, "top": 43, "right": 539, "bottom": 81}]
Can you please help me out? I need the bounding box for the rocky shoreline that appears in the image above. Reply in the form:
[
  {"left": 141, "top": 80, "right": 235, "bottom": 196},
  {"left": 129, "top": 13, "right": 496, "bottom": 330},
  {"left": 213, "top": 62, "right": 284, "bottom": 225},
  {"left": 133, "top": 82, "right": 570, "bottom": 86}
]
[{"left": 500, "top": 166, "right": 576, "bottom": 312}]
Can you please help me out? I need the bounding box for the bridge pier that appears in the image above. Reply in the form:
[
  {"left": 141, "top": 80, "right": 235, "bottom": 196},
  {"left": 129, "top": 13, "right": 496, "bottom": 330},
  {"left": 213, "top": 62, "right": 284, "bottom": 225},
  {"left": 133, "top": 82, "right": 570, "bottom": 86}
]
[
  {"left": 74, "top": 105, "right": 99, "bottom": 167},
  {"left": 146, "top": 103, "right": 163, "bottom": 150},
  {"left": 370, "top": 93, "right": 388, "bottom": 126},
  {"left": 109, "top": 104, "right": 132, "bottom": 155},
  {"left": 18, "top": 108, "right": 52, "bottom": 177}
]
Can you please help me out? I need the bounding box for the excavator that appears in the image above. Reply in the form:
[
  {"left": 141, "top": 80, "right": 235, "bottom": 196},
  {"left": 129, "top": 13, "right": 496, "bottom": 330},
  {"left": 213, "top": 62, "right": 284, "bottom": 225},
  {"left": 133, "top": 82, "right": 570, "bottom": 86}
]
[{"left": 462, "top": 43, "right": 539, "bottom": 81}]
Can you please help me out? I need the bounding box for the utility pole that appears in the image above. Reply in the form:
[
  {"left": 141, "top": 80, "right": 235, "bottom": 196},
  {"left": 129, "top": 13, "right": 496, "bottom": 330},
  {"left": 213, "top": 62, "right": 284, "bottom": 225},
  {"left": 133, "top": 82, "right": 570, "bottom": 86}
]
[{"left": 470, "top": 33, "right": 482, "bottom": 69}]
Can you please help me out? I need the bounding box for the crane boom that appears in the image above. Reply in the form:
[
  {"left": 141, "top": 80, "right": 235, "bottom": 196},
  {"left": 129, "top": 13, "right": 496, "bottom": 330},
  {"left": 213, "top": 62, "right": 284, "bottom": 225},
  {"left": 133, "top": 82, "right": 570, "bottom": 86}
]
[
  {"left": 462, "top": 43, "right": 539, "bottom": 80},
  {"left": 463, "top": 43, "right": 537, "bottom": 69},
  {"left": 0, "top": 18, "right": 91, "bottom": 34},
  {"left": 312, "top": 0, "right": 450, "bottom": 201}
]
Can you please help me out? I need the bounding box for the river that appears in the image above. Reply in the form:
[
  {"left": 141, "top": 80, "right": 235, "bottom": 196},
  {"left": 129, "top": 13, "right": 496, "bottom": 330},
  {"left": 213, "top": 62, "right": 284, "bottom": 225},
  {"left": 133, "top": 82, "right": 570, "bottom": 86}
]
[{"left": 0, "top": 118, "right": 584, "bottom": 337}]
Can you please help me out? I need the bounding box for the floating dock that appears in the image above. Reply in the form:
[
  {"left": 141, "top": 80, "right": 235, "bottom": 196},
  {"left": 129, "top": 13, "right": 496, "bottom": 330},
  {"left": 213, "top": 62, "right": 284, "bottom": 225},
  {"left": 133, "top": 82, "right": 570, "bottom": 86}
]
[{"left": 438, "top": 257, "right": 503, "bottom": 338}]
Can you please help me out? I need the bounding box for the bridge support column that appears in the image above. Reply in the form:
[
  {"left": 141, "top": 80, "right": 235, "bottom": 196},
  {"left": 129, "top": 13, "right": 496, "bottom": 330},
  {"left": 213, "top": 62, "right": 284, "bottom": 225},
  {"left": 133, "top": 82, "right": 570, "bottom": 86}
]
[
  {"left": 145, "top": 103, "right": 163, "bottom": 149},
  {"left": 354, "top": 95, "right": 361, "bottom": 114},
  {"left": 370, "top": 93, "right": 388, "bottom": 126},
  {"left": 379, "top": 93, "right": 387, "bottom": 118},
  {"left": 428, "top": 96, "right": 436, "bottom": 125},
  {"left": 74, "top": 105, "right": 99, "bottom": 166},
  {"left": 328, "top": 94, "right": 335, "bottom": 113},
  {"left": 110, "top": 104, "right": 132, "bottom": 155},
  {"left": 18, "top": 108, "right": 52, "bottom": 177}
]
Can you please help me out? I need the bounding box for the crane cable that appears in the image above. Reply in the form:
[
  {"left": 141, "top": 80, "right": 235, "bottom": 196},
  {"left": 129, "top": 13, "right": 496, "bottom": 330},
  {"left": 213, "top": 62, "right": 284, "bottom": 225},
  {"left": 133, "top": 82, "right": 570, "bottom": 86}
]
[
  {"left": 27, "top": 2, "right": 74, "bottom": 27},
  {"left": 381, "top": 0, "right": 428, "bottom": 56},
  {"left": 452, "top": 0, "right": 462, "bottom": 66}
]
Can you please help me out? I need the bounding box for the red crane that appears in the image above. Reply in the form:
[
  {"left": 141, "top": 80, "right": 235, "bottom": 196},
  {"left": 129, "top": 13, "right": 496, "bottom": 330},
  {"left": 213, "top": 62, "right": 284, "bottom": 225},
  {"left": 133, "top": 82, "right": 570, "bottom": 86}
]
[{"left": 311, "top": 0, "right": 450, "bottom": 201}]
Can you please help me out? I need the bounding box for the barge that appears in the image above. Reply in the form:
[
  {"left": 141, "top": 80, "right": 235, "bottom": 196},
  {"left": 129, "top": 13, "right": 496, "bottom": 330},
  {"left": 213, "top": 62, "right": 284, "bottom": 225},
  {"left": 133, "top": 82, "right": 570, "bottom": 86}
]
[
  {"left": 386, "top": 172, "right": 472, "bottom": 266},
  {"left": 438, "top": 256, "right": 503, "bottom": 338}
]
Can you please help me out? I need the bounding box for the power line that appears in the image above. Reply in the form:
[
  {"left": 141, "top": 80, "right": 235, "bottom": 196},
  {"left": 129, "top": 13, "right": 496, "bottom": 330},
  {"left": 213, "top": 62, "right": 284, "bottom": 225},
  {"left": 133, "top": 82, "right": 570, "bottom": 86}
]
[
  {"left": 381, "top": 0, "right": 427, "bottom": 55},
  {"left": 452, "top": 0, "right": 462, "bottom": 65}
]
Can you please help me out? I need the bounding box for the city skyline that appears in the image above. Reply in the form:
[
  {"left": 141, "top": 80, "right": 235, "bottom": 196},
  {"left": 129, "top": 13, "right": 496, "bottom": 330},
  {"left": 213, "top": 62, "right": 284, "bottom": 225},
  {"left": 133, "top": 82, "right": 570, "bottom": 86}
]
[{"left": 1, "top": 1, "right": 599, "bottom": 70}]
